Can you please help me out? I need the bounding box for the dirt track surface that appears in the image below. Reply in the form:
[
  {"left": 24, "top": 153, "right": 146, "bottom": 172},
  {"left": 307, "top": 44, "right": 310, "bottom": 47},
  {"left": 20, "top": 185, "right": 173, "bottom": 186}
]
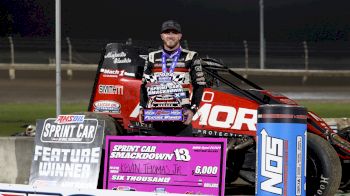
[{"left": 0, "top": 70, "right": 95, "bottom": 103}]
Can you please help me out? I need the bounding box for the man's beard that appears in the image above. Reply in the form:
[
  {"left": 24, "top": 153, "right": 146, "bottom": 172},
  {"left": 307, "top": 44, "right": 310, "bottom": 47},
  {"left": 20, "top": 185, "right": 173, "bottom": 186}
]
[{"left": 164, "top": 40, "right": 179, "bottom": 50}]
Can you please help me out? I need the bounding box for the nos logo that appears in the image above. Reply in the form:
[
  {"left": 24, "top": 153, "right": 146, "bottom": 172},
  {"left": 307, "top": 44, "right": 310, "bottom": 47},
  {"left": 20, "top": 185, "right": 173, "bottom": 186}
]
[{"left": 260, "top": 129, "right": 285, "bottom": 194}]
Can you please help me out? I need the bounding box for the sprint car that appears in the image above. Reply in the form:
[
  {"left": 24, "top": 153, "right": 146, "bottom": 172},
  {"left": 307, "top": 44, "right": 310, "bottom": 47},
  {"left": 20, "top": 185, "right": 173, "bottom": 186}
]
[{"left": 86, "top": 43, "right": 350, "bottom": 195}]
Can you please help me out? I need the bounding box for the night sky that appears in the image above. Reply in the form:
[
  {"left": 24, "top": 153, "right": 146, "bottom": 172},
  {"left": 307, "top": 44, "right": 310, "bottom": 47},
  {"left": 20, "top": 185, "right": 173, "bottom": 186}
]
[{"left": 1, "top": 0, "right": 349, "bottom": 42}]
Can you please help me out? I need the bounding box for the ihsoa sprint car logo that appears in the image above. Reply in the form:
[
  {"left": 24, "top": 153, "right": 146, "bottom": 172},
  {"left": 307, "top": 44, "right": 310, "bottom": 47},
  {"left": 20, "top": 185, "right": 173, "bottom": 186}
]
[
  {"left": 55, "top": 115, "right": 85, "bottom": 124},
  {"left": 260, "top": 129, "right": 285, "bottom": 195}
]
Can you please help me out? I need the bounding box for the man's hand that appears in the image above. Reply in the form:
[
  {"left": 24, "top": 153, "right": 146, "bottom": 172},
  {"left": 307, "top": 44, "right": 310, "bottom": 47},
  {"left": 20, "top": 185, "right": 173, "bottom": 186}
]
[
  {"left": 139, "top": 108, "right": 144, "bottom": 124},
  {"left": 183, "top": 109, "right": 194, "bottom": 125}
]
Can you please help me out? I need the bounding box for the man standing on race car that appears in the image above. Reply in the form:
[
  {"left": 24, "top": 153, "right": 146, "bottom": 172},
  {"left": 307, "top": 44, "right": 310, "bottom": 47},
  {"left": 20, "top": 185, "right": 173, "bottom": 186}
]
[{"left": 139, "top": 20, "right": 205, "bottom": 136}]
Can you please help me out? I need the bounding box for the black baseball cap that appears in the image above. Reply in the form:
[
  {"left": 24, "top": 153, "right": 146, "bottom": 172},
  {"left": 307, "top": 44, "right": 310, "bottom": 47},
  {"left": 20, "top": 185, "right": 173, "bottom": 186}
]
[{"left": 161, "top": 20, "right": 182, "bottom": 33}]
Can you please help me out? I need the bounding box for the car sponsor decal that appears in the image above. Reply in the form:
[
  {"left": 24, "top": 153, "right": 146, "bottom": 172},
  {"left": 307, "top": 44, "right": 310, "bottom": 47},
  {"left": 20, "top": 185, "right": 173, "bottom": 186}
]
[
  {"left": 193, "top": 103, "right": 257, "bottom": 131},
  {"left": 260, "top": 129, "right": 285, "bottom": 194},
  {"left": 104, "top": 51, "right": 131, "bottom": 64},
  {"left": 100, "top": 68, "right": 135, "bottom": 78},
  {"left": 98, "top": 85, "right": 123, "bottom": 95},
  {"left": 55, "top": 115, "right": 85, "bottom": 124},
  {"left": 93, "top": 100, "right": 121, "bottom": 114}
]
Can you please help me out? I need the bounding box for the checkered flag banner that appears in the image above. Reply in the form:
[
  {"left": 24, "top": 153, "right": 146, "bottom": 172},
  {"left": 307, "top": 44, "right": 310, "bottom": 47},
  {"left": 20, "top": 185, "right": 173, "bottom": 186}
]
[
  {"left": 143, "top": 74, "right": 157, "bottom": 83},
  {"left": 172, "top": 74, "right": 185, "bottom": 83}
]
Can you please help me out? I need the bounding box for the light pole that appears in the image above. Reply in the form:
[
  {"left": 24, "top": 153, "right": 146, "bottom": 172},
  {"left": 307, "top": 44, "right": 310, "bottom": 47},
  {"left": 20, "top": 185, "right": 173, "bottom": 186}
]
[
  {"left": 55, "top": 0, "right": 61, "bottom": 116},
  {"left": 260, "top": 0, "right": 265, "bottom": 69}
]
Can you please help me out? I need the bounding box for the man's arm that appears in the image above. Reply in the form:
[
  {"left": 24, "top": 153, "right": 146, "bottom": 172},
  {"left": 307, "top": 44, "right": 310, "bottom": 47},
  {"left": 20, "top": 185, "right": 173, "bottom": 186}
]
[
  {"left": 189, "top": 55, "right": 206, "bottom": 112},
  {"left": 139, "top": 54, "right": 153, "bottom": 109},
  {"left": 139, "top": 55, "right": 154, "bottom": 123},
  {"left": 183, "top": 54, "right": 205, "bottom": 125}
]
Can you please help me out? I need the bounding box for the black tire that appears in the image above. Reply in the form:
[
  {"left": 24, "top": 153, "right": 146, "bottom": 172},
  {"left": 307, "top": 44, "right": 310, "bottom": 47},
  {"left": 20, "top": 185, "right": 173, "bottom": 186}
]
[
  {"left": 307, "top": 132, "right": 342, "bottom": 196},
  {"left": 225, "top": 149, "right": 244, "bottom": 184},
  {"left": 334, "top": 127, "right": 350, "bottom": 191},
  {"left": 339, "top": 160, "right": 350, "bottom": 191}
]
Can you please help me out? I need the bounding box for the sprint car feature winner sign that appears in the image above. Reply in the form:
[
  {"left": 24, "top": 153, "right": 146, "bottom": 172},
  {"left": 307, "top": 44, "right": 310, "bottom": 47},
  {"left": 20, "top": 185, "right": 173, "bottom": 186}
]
[
  {"left": 103, "top": 136, "right": 226, "bottom": 195},
  {"left": 29, "top": 115, "right": 105, "bottom": 189}
]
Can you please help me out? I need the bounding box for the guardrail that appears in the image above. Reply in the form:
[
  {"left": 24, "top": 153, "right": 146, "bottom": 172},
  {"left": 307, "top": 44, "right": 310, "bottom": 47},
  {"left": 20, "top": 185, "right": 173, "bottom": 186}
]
[{"left": 1, "top": 63, "right": 350, "bottom": 82}]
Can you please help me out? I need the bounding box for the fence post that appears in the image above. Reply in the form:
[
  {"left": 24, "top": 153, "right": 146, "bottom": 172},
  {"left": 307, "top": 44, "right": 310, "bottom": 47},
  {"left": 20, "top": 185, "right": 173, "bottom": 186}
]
[
  {"left": 243, "top": 40, "right": 249, "bottom": 79},
  {"left": 8, "top": 36, "right": 15, "bottom": 80},
  {"left": 66, "top": 37, "right": 73, "bottom": 80},
  {"left": 302, "top": 41, "right": 309, "bottom": 84}
]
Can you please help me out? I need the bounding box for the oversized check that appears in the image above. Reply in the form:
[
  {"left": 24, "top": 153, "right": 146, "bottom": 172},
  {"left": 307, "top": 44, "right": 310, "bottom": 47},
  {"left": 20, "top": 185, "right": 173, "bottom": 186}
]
[{"left": 103, "top": 136, "right": 226, "bottom": 195}]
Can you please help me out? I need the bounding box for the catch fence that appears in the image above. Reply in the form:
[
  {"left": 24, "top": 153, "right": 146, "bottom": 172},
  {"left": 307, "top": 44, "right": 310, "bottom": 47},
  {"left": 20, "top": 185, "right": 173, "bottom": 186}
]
[{"left": 1, "top": 37, "right": 350, "bottom": 70}]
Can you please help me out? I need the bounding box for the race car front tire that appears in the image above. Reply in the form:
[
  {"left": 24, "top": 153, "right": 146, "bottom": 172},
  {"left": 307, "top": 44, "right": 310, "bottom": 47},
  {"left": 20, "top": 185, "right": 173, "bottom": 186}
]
[{"left": 306, "top": 132, "right": 342, "bottom": 196}]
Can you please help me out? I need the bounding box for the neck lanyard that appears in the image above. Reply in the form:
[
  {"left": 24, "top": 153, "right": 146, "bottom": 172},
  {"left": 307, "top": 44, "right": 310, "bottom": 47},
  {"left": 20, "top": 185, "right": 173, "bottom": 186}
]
[{"left": 161, "top": 47, "right": 181, "bottom": 73}]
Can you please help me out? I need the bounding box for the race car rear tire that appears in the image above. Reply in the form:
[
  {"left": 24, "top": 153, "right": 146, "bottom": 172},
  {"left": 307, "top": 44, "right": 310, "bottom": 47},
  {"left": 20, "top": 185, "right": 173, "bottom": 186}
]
[{"left": 307, "top": 132, "right": 342, "bottom": 196}]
